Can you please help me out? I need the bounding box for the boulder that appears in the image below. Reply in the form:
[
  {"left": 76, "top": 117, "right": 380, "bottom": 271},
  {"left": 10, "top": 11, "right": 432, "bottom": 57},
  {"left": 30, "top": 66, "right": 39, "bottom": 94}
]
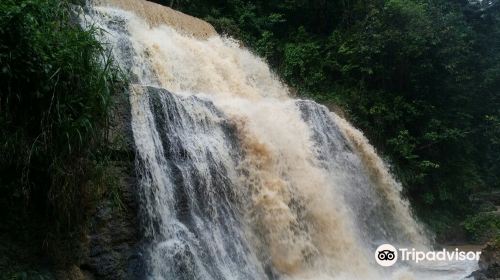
[{"left": 472, "top": 238, "right": 500, "bottom": 280}]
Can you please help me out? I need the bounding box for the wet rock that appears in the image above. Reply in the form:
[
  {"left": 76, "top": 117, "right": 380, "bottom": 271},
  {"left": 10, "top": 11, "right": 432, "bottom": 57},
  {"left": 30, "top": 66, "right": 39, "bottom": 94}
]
[{"left": 473, "top": 239, "right": 500, "bottom": 279}]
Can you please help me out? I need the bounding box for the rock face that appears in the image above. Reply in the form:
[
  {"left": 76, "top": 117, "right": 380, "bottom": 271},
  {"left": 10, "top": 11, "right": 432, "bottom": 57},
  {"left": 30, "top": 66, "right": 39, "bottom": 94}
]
[
  {"left": 52, "top": 89, "right": 143, "bottom": 280},
  {"left": 473, "top": 239, "right": 500, "bottom": 280},
  {"left": 79, "top": 171, "right": 142, "bottom": 279},
  {"left": 77, "top": 90, "right": 144, "bottom": 280}
]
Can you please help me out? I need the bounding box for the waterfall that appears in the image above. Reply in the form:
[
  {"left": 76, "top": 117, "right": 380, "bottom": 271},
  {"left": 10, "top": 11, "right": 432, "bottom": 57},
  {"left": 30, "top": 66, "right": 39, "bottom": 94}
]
[{"left": 81, "top": 2, "right": 478, "bottom": 279}]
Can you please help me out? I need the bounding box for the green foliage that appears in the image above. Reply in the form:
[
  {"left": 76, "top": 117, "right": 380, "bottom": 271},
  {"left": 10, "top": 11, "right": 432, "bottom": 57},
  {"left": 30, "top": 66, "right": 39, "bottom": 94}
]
[
  {"left": 464, "top": 213, "right": 500, "bottom": 243},
  {"left": 170, "top": 0, "right": 500, "bottom": 234},
  {"left": 0, "top": 0, "right": 123, "bottom": 240}
]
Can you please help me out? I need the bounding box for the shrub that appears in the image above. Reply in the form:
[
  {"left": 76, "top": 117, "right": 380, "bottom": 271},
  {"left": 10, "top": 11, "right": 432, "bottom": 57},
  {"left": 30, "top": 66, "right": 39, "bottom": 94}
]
[{"left": 464, "top": 213, "right": 500, "bottom": 243}]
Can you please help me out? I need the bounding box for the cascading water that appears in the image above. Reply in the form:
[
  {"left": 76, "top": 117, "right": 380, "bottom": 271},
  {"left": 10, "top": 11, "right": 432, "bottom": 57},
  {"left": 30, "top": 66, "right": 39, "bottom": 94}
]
[{"left": 81, "top": 1, "right": 479, "bottom": 279}]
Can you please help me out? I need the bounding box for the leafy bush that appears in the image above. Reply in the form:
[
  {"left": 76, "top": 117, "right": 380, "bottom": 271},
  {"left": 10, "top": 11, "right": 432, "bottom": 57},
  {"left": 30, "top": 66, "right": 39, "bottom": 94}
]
[{"left": 464, "top": 213, "right": 500, "bottom": 243}]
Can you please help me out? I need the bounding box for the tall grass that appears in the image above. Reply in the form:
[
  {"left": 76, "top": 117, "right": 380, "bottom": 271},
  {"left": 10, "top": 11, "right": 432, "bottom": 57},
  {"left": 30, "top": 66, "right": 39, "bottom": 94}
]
[{"left": 0, "top": 0, "right": 123, "bottom": 233}]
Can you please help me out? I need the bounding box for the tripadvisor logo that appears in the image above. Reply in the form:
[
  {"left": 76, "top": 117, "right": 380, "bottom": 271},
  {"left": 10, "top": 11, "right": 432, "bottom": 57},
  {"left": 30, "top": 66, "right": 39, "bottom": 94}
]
[
  {"left": 375, "top": 244, "right": 481, "bottom": 267},
  {"left": 375, "top": 244, "right": 398, "bottom": 266}
]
